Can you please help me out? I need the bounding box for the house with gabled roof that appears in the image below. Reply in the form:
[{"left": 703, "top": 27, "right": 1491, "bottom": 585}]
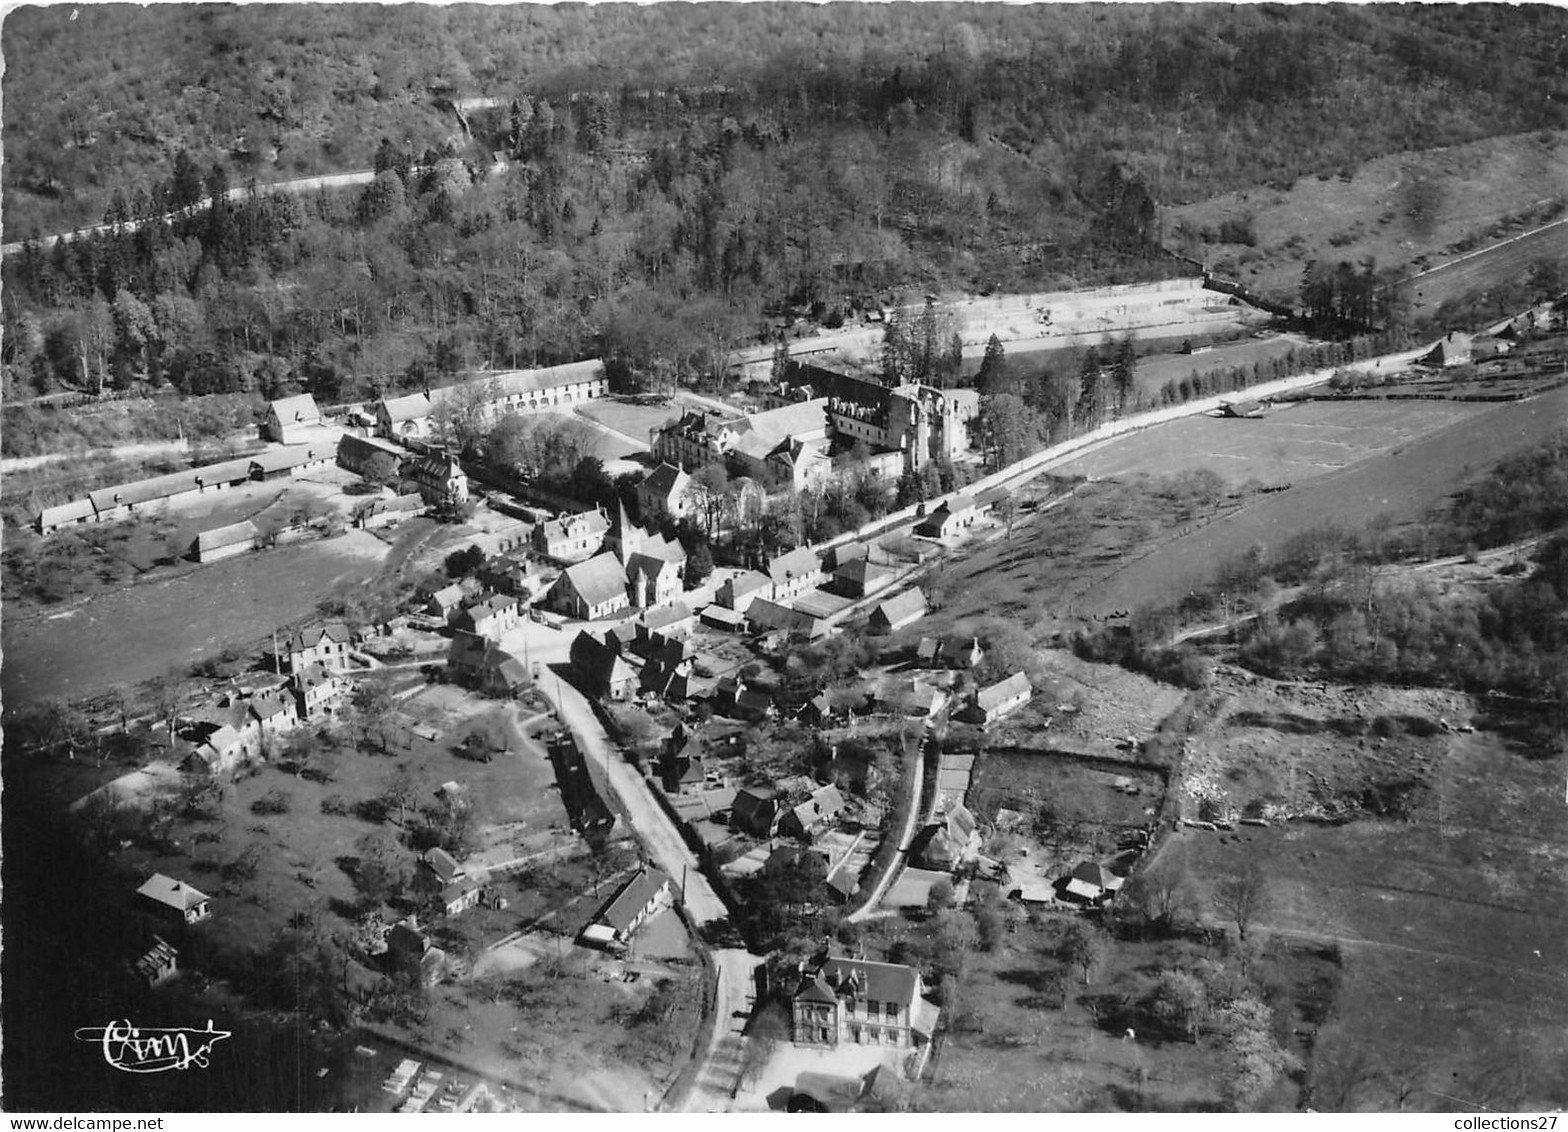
[
  {"left": 915, "top": 493, "right": 978, "bottom": 539},
  {"left": 717, "top": 569, "right": 773, "bottom": 613},
  {"left": 965, "top": 672, "right": 1032, "bottom": 725},
  {"left": 766, "top": 546, "right": 824, "bottom": 604},
  {"left": 137, "top": 874, "right": 212, "bottom": 925},
  {"left": 638, "top": 601, "right": 694, "bottom": 640},
  {"left": 779, "top": 784, "right": 846, "bottom": 841},
  {"left": 580, "top": 866, "right": 671, "bottom": 951},
  {"left": 832, "top": 556, "right": 895, "bottom": 599},
  {"left": 569, "top": 631, "right": 638, "bottom": 701},
  {"left": 291, "top": 663, "right": 342, "bottom": 722},
  {"left": 656, "top": 723, "right": 706, "bottom": 793},
  {"left": 731, "top": 785, "right": 784, "bottom": 838},
  {"left": 191, "top": 519, "right": 259, "bottom": 563},
  {"left": 532, "top": 509, "right": 610, "bottom": 563},
  {"left": 455, "top": 594, "right": 521, "bottom": 640},
  {"left": 401, "top": 452, "right": 469, "bottom": 506},
  {"left": 791, "top": 953, "right": 935, "bottom": 1051},
  {"left": 428, "top": 583, "right": 467, "bottom": 622},
  {"left": 746, "top": 598, "right": 829, "bottom": 641},
  {"left": 283, "top": 622, "right": 354, "bottom": 673},
  {"left": 550, "top": 553, "right": 632, "bottom": 621},
  {"left": 637, "top": 463, "right": 692, "bottom": 523},
  {"left": 447, "top": 630, "right": 530, "bottom": 697},
  {"left": 263, "top": 393, "right": 323, "bottom": 443},
  {"left": 869, "top": 588, "right": 927, "bottom": 633}
]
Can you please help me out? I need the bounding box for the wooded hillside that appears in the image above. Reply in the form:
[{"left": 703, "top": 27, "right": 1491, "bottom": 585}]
[{"left": 4, "top": 4, "right": 1565, "bottom": 411}]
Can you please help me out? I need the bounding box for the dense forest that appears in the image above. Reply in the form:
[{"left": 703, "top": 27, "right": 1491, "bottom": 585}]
[{"left": 4, "top": 4, "right": 1567, "bottom": 409}]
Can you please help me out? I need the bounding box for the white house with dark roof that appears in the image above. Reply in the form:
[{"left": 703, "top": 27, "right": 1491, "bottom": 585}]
[
  {"left": 581, "top": 865, "right": 671, "bottom": 950},
  {"left": 263, "top": 393, "right": 322, "bottom": 443},
  {"left": 791, "top": 954, "right": 935, "bottom": 1051},
  {"left": 283, "top": 623, "right": 354, "bottom": 673},
  {"left": 637, "top": 463, "right": 692, "bottom": 522},
  {"left": 966, "top": 672, "right": 1032, "bottom": 725},
  {"left": 549, "top": 553, "right": 632, "bottom": 621},
  {"left": 766, "top": 546, "right": 824, "bottom": 604},
  {"left": 137, "top": 874, "right": 212, "bottom": 924},
  {"left": 532, "top": 509, "right": 611, "bottom": 563}
]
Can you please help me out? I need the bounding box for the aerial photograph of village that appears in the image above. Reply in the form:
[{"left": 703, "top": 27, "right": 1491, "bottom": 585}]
[{"left": 1, "top": 1, "right": 1566, "bottom": 1116}]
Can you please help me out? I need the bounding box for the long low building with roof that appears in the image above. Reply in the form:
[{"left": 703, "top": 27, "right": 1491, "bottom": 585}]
[
  {"left": 374, "top": 360, "right": 608, "bottom": 440},
  {"left": 38, "top": 455, "right": 261, "bottom": 533}
]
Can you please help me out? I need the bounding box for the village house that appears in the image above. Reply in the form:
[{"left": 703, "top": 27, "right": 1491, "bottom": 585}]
[
  {"left": 636, "top": 463, "right": 693, "bottom": 523},
  {"left": 386, "top": 919, "right": 449, "bottom": 988},
  {"left": 427, "top": 583, "right": 467, "bottom": 622},
  {"left": 869, "top": 588, "right": 928, "bottom": 633},
  {"left": 716, "top": 675, "right": 775, "bottom": 721},
  {"left": 569, "top": 631, "right": 638, "bottom": 701},
  {"left": 477, "top": 552, "right": 544, "bottom": 599},
  {"left": 717, "top": 569, "right": 773, "bottom": 613},
  {"left": 532, "top": 509, "right": 611, "bottom": 563},
  {"left": 657, "top": 724, "right": 706, "bottom": 793},
  {"left": 401, "top": 452, "right": 469, "bottom": 506},
  {"left": 731, "top": 785, "right": 785, "bottom": 838},
  {"left": 766, "top": 546, "right": 825, "bottom": 604},
  {"left": 581, "top": 865, "right": 672, "bottom": 952},
  {"left": 790, "top": 953, "right": 936, "bottom": 1052},
  {"left": 916, "top": 635, "right": 984, "bottom": 670},
  {"left": 439, "top": 877, "right": 485, "bottom": 917},
  {"left": 447, "top": 631, "right": 530, "bottom": 697},
  {"left": 911, "top": 805, "right": 979, "bottom": 872},
  {"left": 746, "top": 598, "right": 829, "bottom": 642},
  {"left": 915, "top": 494, "right": 978, "bottom": 539},
  {"left": 282, "top": 622, "right": 354, "bottom": 673},
  {"left": 263, "top": 393, "right": 322, "bottom": 443},
  {"left": 291, "top": 663, "right": 341, "bottom": 721},
  {"left": 831, "top": 556, "right": 895, "bottom": 599},
  {"left": 779, "top": 783, "right": 847, "bottom": 841},
  {"left": 965, "top": 672, "right": 1033, "bottom": 725},
  {"left": 455, "top": 594, "right": 521, "bottom": 640},
  {"left": 137, "top": 874, "right": 212, "bottom": 925},
  {"left": 637, "top": 602, "right": 695, "bottom": 640},
  {"left": 549, "top": 553, "right": 633, "bottom": 621}
]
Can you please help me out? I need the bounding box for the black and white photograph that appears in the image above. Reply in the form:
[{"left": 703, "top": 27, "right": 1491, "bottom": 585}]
[{"left": 2, "top": 0, "right": 1567, "bottom": 1116}]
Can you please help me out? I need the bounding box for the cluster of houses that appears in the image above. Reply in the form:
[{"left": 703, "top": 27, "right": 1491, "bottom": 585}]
[{"left": 144, "top": 623, "right": 357, "bottom": 776}]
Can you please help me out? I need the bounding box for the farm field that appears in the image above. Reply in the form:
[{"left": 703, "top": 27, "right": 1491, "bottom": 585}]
[
  {"left": 1132, "top": 662, "right": 1568, "bottom": 1112},
  {"left": 1166, "top": 127, "right": 1568, "bottom": 306},
  {"left": 1403, "top": 216, "right": 1568, "bottom": 324},
  {"left": 1129, "top": 335, "right": 1308, "bottom": 401},
  {"left": 1072, "top": 382, "right": 1568, "bottom": 618},
  {"left": 0, "top": 531, "right": 389, "bottom": 705},
  {"left": 1049, "top": 399, "right": 1489, "bottom": 488}
]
